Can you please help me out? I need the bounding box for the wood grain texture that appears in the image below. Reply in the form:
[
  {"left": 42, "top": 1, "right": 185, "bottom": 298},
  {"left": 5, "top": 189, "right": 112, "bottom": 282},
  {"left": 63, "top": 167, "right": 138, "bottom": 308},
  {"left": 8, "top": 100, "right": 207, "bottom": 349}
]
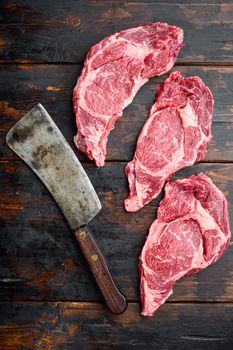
[
  {"left": 1, "top": 161, "right": 233, "bottom": 302},
  {"left": 74, "top": 226, "right": 127, "bottom": 314},
  {"left": 1, "top": 1, "right": 233, "bottom": 63},
  {"left": 1, "top": 64, "right": 233, "bottom": 161},
  {"left": 0, "top": 302, "right": 233, "bottom": 350},
  {"left": 1, "top": 0, "right": 233, "bottom": 347}
]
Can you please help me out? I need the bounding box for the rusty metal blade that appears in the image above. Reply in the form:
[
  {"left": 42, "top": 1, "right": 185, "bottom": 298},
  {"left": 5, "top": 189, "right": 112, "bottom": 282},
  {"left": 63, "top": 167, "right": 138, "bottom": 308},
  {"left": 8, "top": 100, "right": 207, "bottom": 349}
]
[{"left": 6, "top": 103, "right": 102, "bottom": 229}]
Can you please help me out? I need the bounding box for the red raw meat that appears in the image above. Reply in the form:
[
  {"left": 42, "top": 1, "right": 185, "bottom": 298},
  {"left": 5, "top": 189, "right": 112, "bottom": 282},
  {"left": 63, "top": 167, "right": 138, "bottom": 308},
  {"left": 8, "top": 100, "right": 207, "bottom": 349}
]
[
  {"left": 140, "top": 173, "right": 231, "bottom": 317},
  {"left": 125, "top": 71, "right": 214, "bottom": 212},
  {"left": 73, "top": 23, "right": 184, "bottom": 166}
]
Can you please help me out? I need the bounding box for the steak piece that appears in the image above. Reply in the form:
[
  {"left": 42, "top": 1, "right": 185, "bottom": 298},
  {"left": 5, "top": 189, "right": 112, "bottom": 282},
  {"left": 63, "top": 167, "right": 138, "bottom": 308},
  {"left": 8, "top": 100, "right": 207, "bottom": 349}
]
[
  {"left": 140, "top": 173, "right": 231, "bottom": 317},
  {"left": 125, "top": 71, "right": 214, "bottom": 212},
  {"left": 73, "top": 23, "right": 184, "bottom": 166}
]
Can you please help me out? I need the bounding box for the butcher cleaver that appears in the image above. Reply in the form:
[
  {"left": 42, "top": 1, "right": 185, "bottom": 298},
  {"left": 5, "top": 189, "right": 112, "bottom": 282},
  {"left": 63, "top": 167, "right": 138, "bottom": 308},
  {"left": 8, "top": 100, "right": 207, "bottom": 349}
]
[{"left": 6, "top": 103, "right": 127, "bottom": 314}]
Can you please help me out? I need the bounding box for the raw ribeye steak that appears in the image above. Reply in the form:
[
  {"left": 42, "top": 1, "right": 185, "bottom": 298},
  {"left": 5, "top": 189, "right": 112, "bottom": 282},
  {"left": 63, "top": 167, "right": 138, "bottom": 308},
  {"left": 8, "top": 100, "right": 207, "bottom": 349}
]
[
  {"left": 125, "top": 71, "right": 214, "bottom": 212},
  {"left": 73, "top": 23, "right": 184, "bottom": 166},
  {"left": 140, "top": 173, "right": 231, "bottom": 317}
]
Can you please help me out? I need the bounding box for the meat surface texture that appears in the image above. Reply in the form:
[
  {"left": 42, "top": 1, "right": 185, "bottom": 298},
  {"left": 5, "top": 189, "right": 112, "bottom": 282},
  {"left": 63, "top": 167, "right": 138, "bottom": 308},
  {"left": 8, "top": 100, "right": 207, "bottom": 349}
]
[
  {"left": 125, "top": 71, "right": 214, "bottom": 212},
  {"left": 73, "top": 23, "right": 184, "bottom": 166},
  {"left": 140, "top": 173, "right": 231, "bottom": 317}
]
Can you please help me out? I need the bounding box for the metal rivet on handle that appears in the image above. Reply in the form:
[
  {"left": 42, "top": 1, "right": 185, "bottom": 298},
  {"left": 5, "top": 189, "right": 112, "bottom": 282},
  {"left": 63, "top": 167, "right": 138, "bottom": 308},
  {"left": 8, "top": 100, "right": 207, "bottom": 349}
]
[
  {"left": 79, "top": 230, "right": 86, "bottom": 240},
  {"left": 91, "top": 254, "right": 98, "bottom": 262}
]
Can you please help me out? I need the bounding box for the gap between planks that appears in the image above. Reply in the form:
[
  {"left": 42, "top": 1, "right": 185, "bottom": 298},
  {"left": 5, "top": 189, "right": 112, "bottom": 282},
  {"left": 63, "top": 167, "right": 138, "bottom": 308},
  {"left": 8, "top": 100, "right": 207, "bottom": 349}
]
[
  {"left": 0, "top": 158, "right": 233, "bottom": 164},
  {"left": 0, "top": 300, "right": 233, "bottom": 304},
  {"left": 1, "top": 61, "right": 233, "bottom": 67}
]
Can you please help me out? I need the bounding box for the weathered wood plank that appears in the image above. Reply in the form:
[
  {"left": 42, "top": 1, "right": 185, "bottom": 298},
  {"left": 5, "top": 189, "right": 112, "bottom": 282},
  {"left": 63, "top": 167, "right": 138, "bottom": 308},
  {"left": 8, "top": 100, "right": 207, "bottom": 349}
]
[
  {"left": 0, "top": 161, "right": 232, "bottom": 302},
  {"left": 0, "top": 302, "right": 233, "bottom": 350},
  {"left": 1, "top": 1, "right": 233, "bottom": 63},
  {"left": 1, "top": 64, "right": 233, "bottom": 161}
]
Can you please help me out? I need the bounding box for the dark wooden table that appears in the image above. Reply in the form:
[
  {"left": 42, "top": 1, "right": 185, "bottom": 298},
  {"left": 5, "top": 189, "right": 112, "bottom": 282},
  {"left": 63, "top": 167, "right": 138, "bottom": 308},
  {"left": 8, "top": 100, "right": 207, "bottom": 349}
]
[{"left": 1, "top": 1, "right": 233, "bottom": 349}]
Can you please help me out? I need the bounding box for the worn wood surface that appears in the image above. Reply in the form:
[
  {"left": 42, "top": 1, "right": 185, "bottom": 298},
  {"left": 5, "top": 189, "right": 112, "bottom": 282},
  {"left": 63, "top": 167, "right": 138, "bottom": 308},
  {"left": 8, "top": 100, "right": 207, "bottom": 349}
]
[
  {"left": 74, "top": 226, "right": 127, "bottom": 314},
  {"left": 1, "top": 64, "right": 233, "bottom": 161},
  {"left": 1, "top": 161, "right": 233, "bottom": 302},
  {"left": 1, "top": 1, "right": 233, "bottom": 63},
  {"left": 1, "top": 0, "right": 233, "bottom": 348},
  {"left": 0, "top": 302, "right": 233, "bottom": 350}
]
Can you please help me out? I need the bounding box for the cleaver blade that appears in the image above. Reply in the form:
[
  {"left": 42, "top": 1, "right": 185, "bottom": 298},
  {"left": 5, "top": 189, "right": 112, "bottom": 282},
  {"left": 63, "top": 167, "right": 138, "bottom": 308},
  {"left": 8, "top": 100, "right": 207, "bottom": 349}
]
[
  {"left": 6, "top": 103, "right": 101, "bottom": 229},
  {"left": 6, "top": 103, "right": 127, "bottom": 314}
]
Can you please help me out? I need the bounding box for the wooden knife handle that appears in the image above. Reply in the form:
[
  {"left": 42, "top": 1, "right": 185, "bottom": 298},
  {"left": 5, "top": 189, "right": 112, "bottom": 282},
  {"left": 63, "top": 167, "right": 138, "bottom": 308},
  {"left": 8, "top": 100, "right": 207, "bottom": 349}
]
[{"left": 74, "top": 226, "right": 127, "bottom": 314}]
